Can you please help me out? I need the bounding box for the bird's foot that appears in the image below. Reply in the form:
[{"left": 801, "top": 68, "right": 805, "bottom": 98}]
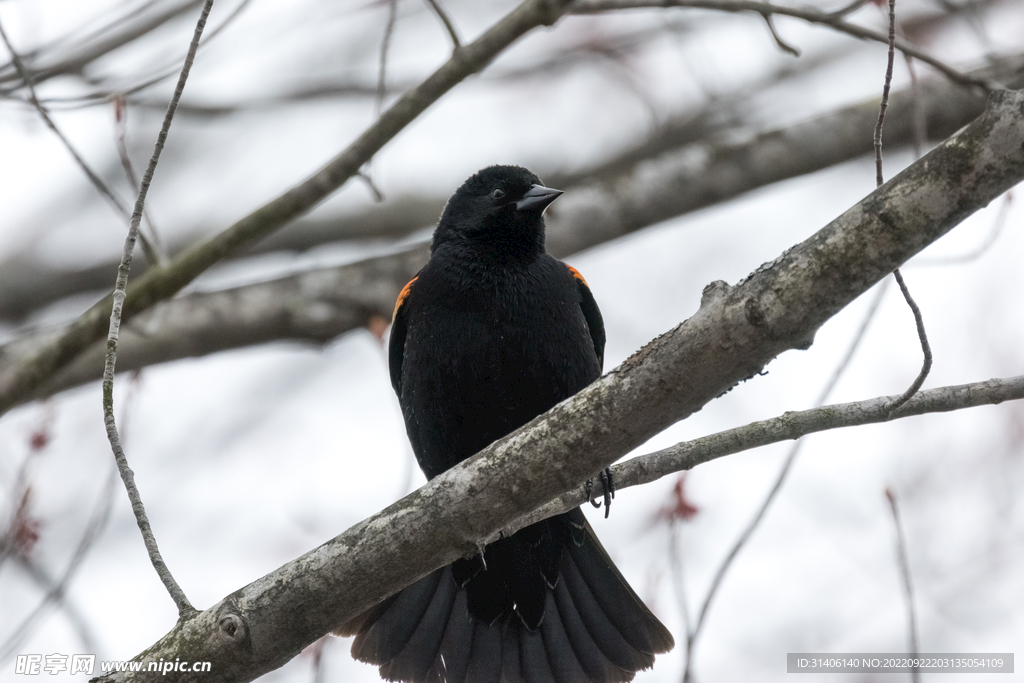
[{"left": 584, "top": 468, "right": 616, "bottom": 518}]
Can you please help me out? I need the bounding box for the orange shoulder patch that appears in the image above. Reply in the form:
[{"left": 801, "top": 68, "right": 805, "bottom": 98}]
[
  {"left": 392, "top": 277, "right": 418, "bottom": 322},
  {"left": 566, "top": 265, "right": 589, "bottom": 287}
]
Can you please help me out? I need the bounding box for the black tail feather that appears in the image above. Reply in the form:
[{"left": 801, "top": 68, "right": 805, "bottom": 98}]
[
  {"left": 539, "top": 590, "right": 594, "bottom": 683},
  {"left": 467, "top": 620, "right": 503, "bottom": 683},
  {"left": 550, "top": 580, "right": 630, "bottom": 683},
  {"left": 520, "top": 628, "right": 555, "bottom": 683},
  {"left": 432, "top": 587, "right": 475, "bottom": 683},
  {"left": 559, "top": 546, "right": 654, "bottom": 673},
  {"left": 343, "top": 510, "right": 673, "bottom": 683},
  {"left": 380, "top": 567, "right": 458, "bottom": 682},
  {"left": 352, "top": 568, "right": 444, "bottom": 664},
  {"left": 563, "top": 512, "right": 673, "bottom": 656}
]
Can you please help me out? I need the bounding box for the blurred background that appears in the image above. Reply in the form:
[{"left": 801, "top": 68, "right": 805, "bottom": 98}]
[{"left": 0, "top": 0, "right": 1023, "bottom": 680}]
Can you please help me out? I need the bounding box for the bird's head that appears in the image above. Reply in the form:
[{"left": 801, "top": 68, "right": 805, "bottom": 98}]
[{"left": 432, "top": 165, "right": 562, "bottom": 256}]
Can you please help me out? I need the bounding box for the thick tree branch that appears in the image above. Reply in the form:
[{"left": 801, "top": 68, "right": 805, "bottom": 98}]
[
  {"left": 1, "top": 52, "right": 1020, "bottom": 324},
  {"left": 0, "top": 0, "right": 576, "bottom": 418},
  {"left": 21, "top": 246, "right": 429, "bottom": 400},
  {"left": 94, "top": 89, "right": 1024, "bottom": 683}
]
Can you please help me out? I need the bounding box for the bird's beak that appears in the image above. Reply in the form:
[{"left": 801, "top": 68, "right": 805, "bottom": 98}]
[{"left": 516, "top": 184, "right": 563, "bottom": 213}]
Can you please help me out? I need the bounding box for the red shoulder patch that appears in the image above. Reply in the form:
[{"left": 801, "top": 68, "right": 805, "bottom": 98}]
[
  {"left": 392, "top": 277, "right": 418, "bottom": 322},
  {"left": 566, "top": 265, "right": 589, "bottom": 287}
]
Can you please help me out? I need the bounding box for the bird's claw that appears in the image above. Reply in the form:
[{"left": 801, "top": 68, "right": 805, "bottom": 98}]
[{"left": 584, "top": 468, "right": 616, "bottom": 518}]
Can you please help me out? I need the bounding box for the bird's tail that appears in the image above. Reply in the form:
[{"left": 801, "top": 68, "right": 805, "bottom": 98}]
[{"left": 335, "top": 509, "right": 674, "bottom": 683}]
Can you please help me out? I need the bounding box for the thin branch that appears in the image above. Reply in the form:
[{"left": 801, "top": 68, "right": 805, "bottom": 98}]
[
  {"left": 376, "top": 0, "right": 398, "bottom": 117},
  {"left": 826, "top": 0, "right": 872, "bottom": 18},
  {"left": 423, "top": 0, "right": 461, "bottom": 48},
  {"left": 0, "top": 0, "right": 204, "bottom": 88},
  {"left": 885, "top": 488, "right": 921, "bottom": 683},
  {"left": 113, "top": 95, "right": 165, "bottom": 266},
  {"left": 570, "top": 0, "right": 998, "bottom": 89},
  {"left": 885, "top": 270, "right": 933, "bottom": 413},
  {"left": 0, "top": 18, "right": 131, "bottom": 220},
  {"left": 0, "top": 0, "right": 580, "bottom": 418},
  {"left": 102, "top": 0, "right": 216, "bottom": 619},
  {"left": 521, "top": 374, "right": 1024, "bottom": 531},
  {"left": 872, "top": 0, "right": 932, "bottom": 415},
  {"left": 874, "top": 0, "right": 897, "bottom": 188},
  {"left": 762, "top": 13, "right": 800, "bottom": 56},
  {"left": 904, "top": 54, "right": 926, "bottom": 157}
]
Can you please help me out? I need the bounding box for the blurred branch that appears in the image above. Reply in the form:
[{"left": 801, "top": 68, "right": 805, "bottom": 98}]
[
  {"left": 885, "top": 488, "right": 921, "bottom": 683},
  {"left": 570, "top": 0, "right": 998, "bottom": 89},
  {"left": 20, "top": 245, "right": 429, "bottom": 400},
  {"left": 1, "top": 51, "right": 1021, "bottom": 325},
  {"left": 5, "top": 67, "right": 1024, "bottom": 402},
  {"left": 0, "top": 19, "right": 131, "bottom": 219},
  {"left": 519, "top": 374, "right": 1024, "bottom": 532},
  {"left": 0, "top": 0, "right": 580, "bottom": 418},
  {"left": 0, "top": 465, "right": 117, "bottom": 665},
  {"left": 0, "top": 0, "right": 205, "bottom": 89},
  {"left": 92, "top": 90, "right": 1024, "bottom": 681},
  {"left": 423, "top": 0, "right": 462, "bottom": 49}
]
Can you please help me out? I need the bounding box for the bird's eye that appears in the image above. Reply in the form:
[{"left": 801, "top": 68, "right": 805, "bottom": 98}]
[{"left": 490, "top": 188, "right": 505, "bottom": 199}]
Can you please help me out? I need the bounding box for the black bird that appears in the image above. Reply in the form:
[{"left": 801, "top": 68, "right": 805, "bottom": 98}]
[{"left": 338, "top": 165, "right": 674, "bottom": 683}]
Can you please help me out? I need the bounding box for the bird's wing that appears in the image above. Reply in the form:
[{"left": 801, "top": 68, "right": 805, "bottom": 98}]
[
  {"left": 566, "top": 265, "right": 606, "bottom": 369},
  {"left": 389, "top": 276, "right": 418, "bottom": 395}
]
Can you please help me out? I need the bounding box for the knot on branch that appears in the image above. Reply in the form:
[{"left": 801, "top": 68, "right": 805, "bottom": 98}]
[
  {"left": 216, "top": 613, "right": 248, "bottom": 647},
  {"left": 744, "top": 296, "right": 769, "bottom": 330}
]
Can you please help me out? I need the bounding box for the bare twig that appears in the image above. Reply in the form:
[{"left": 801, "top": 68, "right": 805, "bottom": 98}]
[
  {"left": 103, "top": 0, "right": 217, "bottom": 619},
  {"left": 885, "top": 488, "right": 920, "bottom": 683},
  {"left": 885, "top": 270, "right": 932, "bottom": 413},
  {"left": 874, "top": 0, "right": 898, "bottom": 188},
  {"left": 423, "top": 0, "right": 461, "bottom": 48},
  {"left": 0, "top": 0, "right": 204, "bottom": 88},
  {"left": 0, "top": 18, "right": 130, "bottom": 220},
  {"left": 826, "top": 0, "right": 872, "bottom": 18},
  {"left": 570, "top": 0, "right": 998, "bottom": 89},
  {"left": 377, "top": 0, "right": 399, "bottom": 117},
  {"left": 762, "top": 13, "right": 800, "bottom": 56},
  {"left": 904, "top": 54, "right": 926, "bottom": 157},
  {"left": 113, "top": 95, "right": 165, "bottom": 265},
  {"left": 872, "top": 0, "right": 932, "bottom": 415},
  {"left": 12, "top": 556, "right": 102, "bottom": 656}
]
